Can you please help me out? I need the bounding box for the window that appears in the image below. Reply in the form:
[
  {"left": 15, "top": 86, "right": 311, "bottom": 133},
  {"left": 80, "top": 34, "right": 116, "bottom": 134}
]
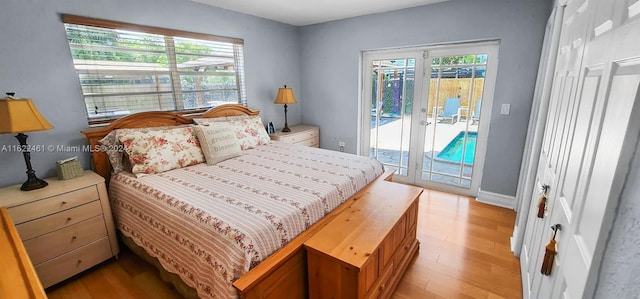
[{"left": 63, "top": 15, "right": 246, "bottom": 124}]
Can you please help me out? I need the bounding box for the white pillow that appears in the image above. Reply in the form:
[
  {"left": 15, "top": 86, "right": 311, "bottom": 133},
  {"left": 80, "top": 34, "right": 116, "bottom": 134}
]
[{"left": 194, "top": 123, "right": 242, "bottom": 165}]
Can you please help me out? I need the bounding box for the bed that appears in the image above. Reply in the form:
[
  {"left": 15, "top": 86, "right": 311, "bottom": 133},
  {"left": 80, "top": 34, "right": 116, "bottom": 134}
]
[{"left": 82, "top": 104, "right": 393, "bottom": 299}]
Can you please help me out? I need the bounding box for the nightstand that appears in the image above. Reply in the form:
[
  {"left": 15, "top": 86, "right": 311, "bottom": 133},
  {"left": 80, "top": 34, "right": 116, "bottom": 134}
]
[
  {"left": 269, "top": 125, "right": 319, "bottom": 147},
  {"left": 0, "top": 170, "right": 119, "bottom": 288}
]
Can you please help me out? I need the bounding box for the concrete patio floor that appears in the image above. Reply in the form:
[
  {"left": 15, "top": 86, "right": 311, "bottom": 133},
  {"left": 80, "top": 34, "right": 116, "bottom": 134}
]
[{"left": 370, "top": 115, "right": 478, "bottom": 188}]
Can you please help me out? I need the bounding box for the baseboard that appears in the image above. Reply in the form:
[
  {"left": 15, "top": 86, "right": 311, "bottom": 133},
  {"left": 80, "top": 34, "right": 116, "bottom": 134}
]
[
  {"left": 510, "top": 225, "right": 519, "bottom": 256},
  {"left": 476, "top": 188, "right": 515, "bottom": 209}
]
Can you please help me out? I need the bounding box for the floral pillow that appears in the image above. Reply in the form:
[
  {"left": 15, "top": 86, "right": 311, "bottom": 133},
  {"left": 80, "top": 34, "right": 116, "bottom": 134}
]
[
  {"left": 196, "top": 116, "right": 271, "bottom": 150},
  {"left": 117, "top": 126, "right": 205, "bottom": 177},
  {"left": 98, "top": 130, "right": 125, "bottom": 174},
  {"left": 194, "top": 123, "right": 242, "bottom": 165},
  {"left": 98, "top": 125, "right": 191, "bottom": 174}
]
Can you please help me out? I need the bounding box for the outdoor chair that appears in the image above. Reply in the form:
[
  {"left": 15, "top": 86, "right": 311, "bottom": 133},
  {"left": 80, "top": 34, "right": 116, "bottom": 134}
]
[
  {"left": 436, "top": 98, "right": 461, "bottom": 124},
  {"left": 472, "top": 99, "right": 481, "bottom": 125}
]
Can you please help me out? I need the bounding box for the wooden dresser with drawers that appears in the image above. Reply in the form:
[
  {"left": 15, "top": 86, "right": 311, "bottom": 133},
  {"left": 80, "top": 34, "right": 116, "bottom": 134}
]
[
  {"left": 0, "top": 170, "right": 119, "bottom": 288},
  {"left": 269, "top": 125, "right": 319, "bottom": 147}
]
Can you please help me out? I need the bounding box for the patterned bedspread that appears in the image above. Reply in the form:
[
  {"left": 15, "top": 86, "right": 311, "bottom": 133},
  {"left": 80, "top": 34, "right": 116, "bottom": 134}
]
[{"left": 108, "top": 142, "right": 384, "bottom": 298}]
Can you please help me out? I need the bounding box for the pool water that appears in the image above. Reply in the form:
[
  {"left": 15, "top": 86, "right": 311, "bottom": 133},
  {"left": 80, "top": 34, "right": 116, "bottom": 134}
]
[{"left": 436, "top": 131, "right": 477, "bottom": 164}]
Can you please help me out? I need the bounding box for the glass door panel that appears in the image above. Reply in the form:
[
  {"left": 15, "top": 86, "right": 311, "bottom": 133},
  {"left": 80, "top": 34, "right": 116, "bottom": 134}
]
[
  {"left": 369, "top": 57, "right": 416, "bottom": 177},
  {"left": 420, "top": 52, "right": 487, "bottom": 189}
]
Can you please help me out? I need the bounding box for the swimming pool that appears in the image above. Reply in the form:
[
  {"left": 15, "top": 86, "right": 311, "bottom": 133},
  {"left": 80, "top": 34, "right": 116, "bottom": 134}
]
[{"left": 436, "top": 131, "right": 477, "bottom": 164}]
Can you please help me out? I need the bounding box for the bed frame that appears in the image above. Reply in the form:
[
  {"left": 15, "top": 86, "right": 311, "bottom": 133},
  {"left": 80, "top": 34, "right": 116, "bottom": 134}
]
[{"left": 82, "top": 104, "right": 394, "bottom": 299}]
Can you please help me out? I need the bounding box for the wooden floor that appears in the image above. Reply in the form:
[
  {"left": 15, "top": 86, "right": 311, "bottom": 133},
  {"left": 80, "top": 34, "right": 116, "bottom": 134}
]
[
  {"left": 46, "top": 189, "right": 521, "bottom": 299},
  {"left": 391, "top": 189, "right": 522, "bottom": 299}
]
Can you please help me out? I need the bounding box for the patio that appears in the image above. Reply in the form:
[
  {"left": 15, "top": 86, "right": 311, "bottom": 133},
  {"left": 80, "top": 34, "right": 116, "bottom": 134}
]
[{"left": 370, "top": 115, "right": 478, "bottom": 188}]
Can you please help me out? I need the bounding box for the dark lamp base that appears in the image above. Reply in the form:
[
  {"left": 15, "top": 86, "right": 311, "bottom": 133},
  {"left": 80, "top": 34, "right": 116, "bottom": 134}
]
[
  {"left": 281, "top": 104, "right": 292, "bottom": 133},
  {"left": 21, "top": 175, "right": 48, "bottom": 191},
  {"left": 15, "top": 132, "right": 49, "bottom": 191}
]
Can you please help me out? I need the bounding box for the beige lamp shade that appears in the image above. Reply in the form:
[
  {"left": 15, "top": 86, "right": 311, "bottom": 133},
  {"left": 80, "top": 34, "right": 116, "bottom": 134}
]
[
  {"left": 274, "top": 85, "right": 297, "bottom": 104},
  {"left": 0, "top": 98, "right": 53, "bottom": 133}
]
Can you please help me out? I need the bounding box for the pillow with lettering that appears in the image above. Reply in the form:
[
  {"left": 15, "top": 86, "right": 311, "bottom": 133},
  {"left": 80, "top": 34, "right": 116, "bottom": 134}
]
[
  {"left": 194, "top": 123, "right": 242, "bottom": 165},
  {"left": 194, "top": 116, "right": 271, "bottom": 150}
]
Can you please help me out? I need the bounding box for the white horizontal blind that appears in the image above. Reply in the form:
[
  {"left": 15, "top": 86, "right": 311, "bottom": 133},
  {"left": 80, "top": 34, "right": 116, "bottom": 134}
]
[{"left": 63, "top": 15, "right": 246, "bottom": 124}]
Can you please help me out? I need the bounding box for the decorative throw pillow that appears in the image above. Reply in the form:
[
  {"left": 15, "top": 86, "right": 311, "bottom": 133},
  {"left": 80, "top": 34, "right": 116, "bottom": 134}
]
[
  {"left": 193, "top": 123, "right": 242, "bottom": 165},
  {"left": 197, "top": 116, "right": 271, "bottom": 150},
  {"left": 117, "top": 126, "right": 205, "bottom": 177},
  {"left": 98, "top": 130, "right": 125, "bottom": 174},
  {"left": 98, "top": 125, "right": 192, "bottom": 174},
  {"left": 193, "top": 115, "right": 250, "bottom": 124}
]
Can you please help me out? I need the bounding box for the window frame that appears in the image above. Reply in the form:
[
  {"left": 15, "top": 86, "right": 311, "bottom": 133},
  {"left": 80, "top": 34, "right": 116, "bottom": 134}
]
[{"left": 62, "top": 15, "right": 247, "bottom": 125}]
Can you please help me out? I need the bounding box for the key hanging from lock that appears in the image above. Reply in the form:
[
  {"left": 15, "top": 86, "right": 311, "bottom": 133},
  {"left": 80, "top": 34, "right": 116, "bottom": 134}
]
[
  {"left": 537, "top": 185, "right": 549, "bottom": 218},
  {"left": 541, "top": 224, "right": 561, "bottom": 275}
]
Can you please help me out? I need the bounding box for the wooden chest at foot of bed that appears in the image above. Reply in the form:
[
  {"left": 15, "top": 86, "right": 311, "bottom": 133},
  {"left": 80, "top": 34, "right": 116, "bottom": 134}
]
[{"left": 304, "top": 181, "right": 422, "bottom": 299}]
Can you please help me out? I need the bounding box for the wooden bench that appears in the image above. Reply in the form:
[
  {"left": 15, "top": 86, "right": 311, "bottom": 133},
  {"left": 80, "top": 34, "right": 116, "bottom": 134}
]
[{"left": 304, "top": 180, "right": 423, "bottom": 299}]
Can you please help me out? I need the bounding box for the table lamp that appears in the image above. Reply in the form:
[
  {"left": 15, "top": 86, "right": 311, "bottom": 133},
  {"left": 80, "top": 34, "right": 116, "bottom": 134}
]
[
  {"left": 0, "top": 94, "right": 53, "bottom": 191},
  {"left": 273, "top": 85, "right": 297, "bottom": 132}
]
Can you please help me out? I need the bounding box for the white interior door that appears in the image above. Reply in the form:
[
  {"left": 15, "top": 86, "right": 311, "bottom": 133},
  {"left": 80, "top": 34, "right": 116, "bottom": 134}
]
[
  {"left": 520, "top": 0, "right": 640, "bottom": 298},
  {"left": 520, "top": 0, "right": 589, "bottom": 296},
  {"left": 511, "top": 3, "right": 565, "bottom": 261}
]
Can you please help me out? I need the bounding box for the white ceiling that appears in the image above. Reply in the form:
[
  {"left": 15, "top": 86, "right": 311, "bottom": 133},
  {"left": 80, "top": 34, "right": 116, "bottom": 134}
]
[{"left": 189, "top": 0, "right": 448, "bottom": 26}]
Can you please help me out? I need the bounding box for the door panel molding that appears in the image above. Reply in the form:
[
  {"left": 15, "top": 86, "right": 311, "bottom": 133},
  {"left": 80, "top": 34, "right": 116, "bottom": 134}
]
[{"left": 520, "top": 1, "right": 640, "bottom": 298}]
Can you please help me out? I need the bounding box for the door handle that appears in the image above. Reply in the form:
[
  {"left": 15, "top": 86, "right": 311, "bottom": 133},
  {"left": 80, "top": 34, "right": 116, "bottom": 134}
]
[
  {"left": 541, "top": 184, "right": 550, "bottom": 195},
  {"left": 420, "top": 120, "right": 430, "bottom": 126}
]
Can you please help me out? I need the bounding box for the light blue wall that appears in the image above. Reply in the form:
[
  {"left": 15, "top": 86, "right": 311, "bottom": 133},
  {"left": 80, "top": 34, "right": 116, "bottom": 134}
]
[
  {"left": 0, "top": 0, "right": 551, "bottom": 196},
  {"left": 298, "top": 0, "right": 553, "bottom": 196},
  {"left": 0, "top": 0, "right": 301, "bottom": 187}
]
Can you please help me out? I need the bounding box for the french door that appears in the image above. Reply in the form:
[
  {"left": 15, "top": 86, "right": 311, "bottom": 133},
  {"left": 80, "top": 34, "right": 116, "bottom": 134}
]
[{"left": 361, "top": 43, "right": 499, "bottom": 196}]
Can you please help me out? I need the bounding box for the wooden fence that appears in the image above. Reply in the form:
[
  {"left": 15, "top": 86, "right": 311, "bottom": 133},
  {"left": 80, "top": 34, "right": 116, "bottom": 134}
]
[
  {"left": 428, "top": 78, "right": 484, "bottom": 118},
  {"left": 378, "top": 78, "right": 484, "bottom": 118}
]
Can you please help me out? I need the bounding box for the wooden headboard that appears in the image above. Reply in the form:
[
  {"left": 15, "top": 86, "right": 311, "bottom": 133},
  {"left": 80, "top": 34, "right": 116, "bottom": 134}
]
[{"left": 81, "top": 104, "right": 261, "bottom": 182}]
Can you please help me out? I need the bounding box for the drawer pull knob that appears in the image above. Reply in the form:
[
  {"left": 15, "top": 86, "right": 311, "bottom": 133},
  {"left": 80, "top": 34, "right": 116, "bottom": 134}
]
[
  {"left": 77, "top": 260, "right": 82, "bottom": 266},
  {"left": 67, "top": 217, "right": 72, "bottom": 222},
  {"left": 72, "top": 235, "right": 77, "bottom": 241},
  {"left": 61, "top": 201, "right": 67, "bottom": 205}
]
